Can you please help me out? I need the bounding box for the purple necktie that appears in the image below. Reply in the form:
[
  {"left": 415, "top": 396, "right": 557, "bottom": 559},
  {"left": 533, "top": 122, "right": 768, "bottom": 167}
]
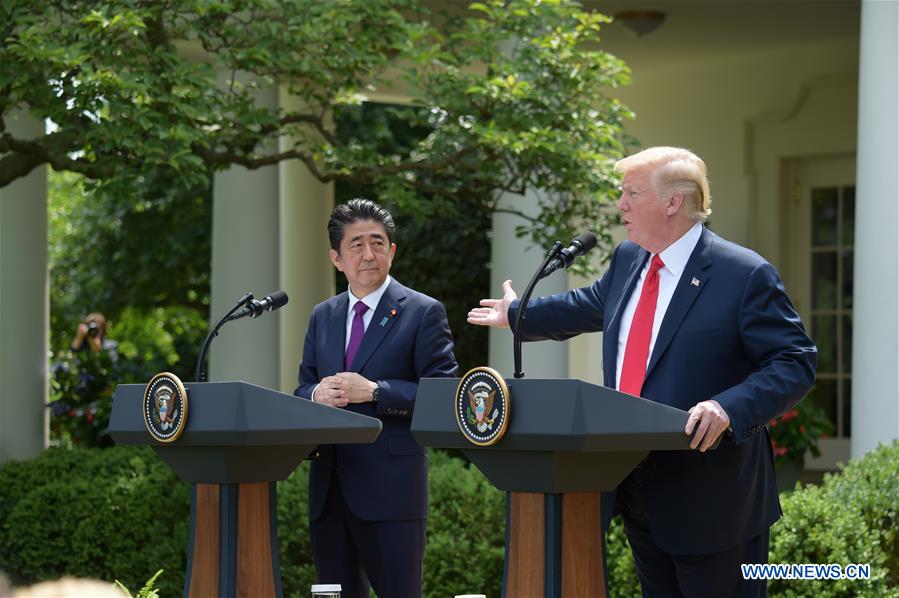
[{"left": 344, "top": 301, "right": 369, "bottom": 370}]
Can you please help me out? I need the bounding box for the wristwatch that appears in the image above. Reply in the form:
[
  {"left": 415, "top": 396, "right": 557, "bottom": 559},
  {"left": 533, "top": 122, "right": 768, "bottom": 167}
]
[{"left": 370, "top": 381, "right": 381, "bottom": 404}]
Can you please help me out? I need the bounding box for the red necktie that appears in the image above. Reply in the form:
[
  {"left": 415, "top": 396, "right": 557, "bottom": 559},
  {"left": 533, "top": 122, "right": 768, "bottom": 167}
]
[{"left": 619, "top": 255, "right": 665, "bottom": 396}]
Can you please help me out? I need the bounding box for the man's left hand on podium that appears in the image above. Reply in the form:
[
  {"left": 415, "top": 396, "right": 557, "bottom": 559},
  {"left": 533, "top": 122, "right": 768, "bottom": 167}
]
[{"left": 685, "top": 400, "right": 731, "bottom": 452}]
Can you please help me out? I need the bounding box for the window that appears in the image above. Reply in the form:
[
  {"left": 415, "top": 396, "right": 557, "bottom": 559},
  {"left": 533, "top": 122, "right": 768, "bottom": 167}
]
[{"left": 808, "top": 184, "right": 854, "bottom": 439}]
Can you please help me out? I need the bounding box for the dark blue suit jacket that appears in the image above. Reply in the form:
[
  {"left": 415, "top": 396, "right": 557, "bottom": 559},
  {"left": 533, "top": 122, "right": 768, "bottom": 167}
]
[
  {"left": 295, "top": 278, "right": 458, "bottom": 522},
  {"left": 512, "top": 227, "right": 817, "bottom": 554}
]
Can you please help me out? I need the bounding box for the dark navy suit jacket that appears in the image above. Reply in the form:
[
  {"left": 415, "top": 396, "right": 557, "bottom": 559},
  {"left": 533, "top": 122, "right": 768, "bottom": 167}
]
[
  {"left": 512, "top": 227, "right": 817, "bottom": 554},
  {"left": 295, "top": 278, "right": 458, "bottom": 522}
]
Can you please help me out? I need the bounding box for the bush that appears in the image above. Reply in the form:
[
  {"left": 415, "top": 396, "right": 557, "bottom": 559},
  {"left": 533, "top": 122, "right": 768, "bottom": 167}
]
[
  {"left": 276, "top": 462, "right": 316, "bottom": 597},
  {"left": 4, "top": 443, "right": 894, "bottom": 597},
  {"left": 768, "top": 440, "right": 899, "bottom": 597},
  {"left": 422, "top": 451, "right": 505, "bottom": 597},
  {"left": 48, "top": 350, "right": 119, "bottom": 448},
  {"left": 0, "top": 447, "right": 188, "bottom": 596},
  {"left": 276, "top": 451, "right": 506, "bottom": 598}
]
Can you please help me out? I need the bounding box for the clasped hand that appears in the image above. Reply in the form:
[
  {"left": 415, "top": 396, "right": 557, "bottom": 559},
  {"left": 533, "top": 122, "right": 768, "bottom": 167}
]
[{"left": 314, "top": 372, "right": 375, "bottom": 408}]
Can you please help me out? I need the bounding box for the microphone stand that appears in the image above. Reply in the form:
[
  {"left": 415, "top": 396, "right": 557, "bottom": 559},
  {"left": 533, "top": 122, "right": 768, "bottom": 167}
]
[
  {"left": 194, "top": 292, "right": 254, "bottom": 383},
  {"left": 512, "top": 242, "right": 562, "bottom": 379}
]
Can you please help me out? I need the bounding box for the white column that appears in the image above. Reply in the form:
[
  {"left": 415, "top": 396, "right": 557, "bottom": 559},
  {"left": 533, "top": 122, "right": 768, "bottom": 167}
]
[
  {"left": 852, "top": 0, "right": 899, "bottom": 457},
  {"left": 209, "top": 81, "right": 281, "bottom": 387},
  {"left": 277, "top": 91, "right": 335, "bottom": 394},
  {"left": 488, "top": 190, "right": 568, "bottom": 378},
  {"left": 0, "top": 111, "right": 48, "bottom": 462},
  {"left": 210, "top": 82, "right": 336, "bottom": 392}
]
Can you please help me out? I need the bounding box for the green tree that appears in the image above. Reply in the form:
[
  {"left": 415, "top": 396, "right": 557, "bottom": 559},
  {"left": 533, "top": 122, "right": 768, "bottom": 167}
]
[{"left": 3, "top": 0, "right": 632, "bottom": 262}]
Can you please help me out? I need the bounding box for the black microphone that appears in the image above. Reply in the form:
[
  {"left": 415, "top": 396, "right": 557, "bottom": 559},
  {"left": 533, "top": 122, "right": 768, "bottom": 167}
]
[
  {"left": 540, "top": 232, "right": 597, "bottom": 278},
  {"left": 227, "top": 290, "right": 289, "bottom": 321}
]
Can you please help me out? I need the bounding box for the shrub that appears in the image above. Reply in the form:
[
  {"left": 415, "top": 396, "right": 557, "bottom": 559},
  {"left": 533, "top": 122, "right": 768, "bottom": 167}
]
[
  {"left": 0, "top": 447, "right": 188, "bottom": 596},
  {"left": 48, "top": 350, "right": 119, "bottom": 448},
  {"left": 768, "top": 440, "right": 899, "bottom": 597},
  {"left": 606, "top": 516, "right": 640, "bottom": 597},
  {"left": 422, "top": 451, "right": 505, "bottom": 598},
  {"left": 767, "top": 393, "right": 834, "bottom": 467},
  {"left": 275, "top": 450, "right": 507, "bottom": 598},
  {"left": 276, "top": 462, "right": 316, "bottom": 597},
  {"left": 815, "top": 441, "right": 898, "bottom": 588},
  {"left": 4, "top": 443, "right": 893, "bottom": 598}
]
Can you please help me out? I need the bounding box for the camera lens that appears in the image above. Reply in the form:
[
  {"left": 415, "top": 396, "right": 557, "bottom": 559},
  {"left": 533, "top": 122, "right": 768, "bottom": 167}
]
[{"left": 87, "top": 321, "right": 99, "bottom": 338}]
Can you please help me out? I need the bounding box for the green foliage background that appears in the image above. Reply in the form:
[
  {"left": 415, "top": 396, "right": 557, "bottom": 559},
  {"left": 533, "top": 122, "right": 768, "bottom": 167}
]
[{"left": 1, "top": 443, "right": 896, "bottom": 597}]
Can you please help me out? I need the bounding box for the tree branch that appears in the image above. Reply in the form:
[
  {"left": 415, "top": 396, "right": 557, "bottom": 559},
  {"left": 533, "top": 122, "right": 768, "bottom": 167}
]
[{"left": 0, "top": 130, "right": 114, "bottom": 186}]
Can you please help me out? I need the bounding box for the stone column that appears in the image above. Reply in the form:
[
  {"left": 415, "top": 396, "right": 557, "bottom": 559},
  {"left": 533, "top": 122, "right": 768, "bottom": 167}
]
[
  {"left": 210, "top": 81, "right": 335, "bottom": 393},
  {"left": 852, "top": 0, "right": 899, "bottom": 457},
  {"left": 0, "top": 111, "right": 48, "bottom": 462},
  {"left": 277, "top": 91, "right": 335, "bottom": 394},
  {"left": 209, "top": 81, "right": 281, "bottom": 387},
  {"left": 488, "top": 190, "right": 568, "bottom": 378}
]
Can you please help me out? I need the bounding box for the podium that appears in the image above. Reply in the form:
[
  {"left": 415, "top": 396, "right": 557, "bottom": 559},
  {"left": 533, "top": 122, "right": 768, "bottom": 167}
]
[
  {"left": 412, "top": 377, "right": 691, "bottom": 598},
  {"left": 109, "top": 381, "right": 382, "bottom": 598}
]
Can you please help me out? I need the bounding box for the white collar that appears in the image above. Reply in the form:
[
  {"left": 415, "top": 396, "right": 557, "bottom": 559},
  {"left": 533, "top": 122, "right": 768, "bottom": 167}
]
[
  {"left": 348, "top": 275, "right": 392, "bottom": 314},
  {"left": 656, "top": 222, "right": 703, "bottom": 277}
]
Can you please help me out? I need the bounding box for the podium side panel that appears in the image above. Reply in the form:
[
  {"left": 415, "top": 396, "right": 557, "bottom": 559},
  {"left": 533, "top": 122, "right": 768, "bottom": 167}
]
[
  {"left": 236, "top": 483, "right": 278, "bottom": 598},
  {"left": 561, "top": 493, "right": 605, "bottom": 598},
  {"left": 505, "top": 492, "right": 545, "bottom": 597},
  {"left": 188, "top": 484, "right": 220, "bottom": 598}
]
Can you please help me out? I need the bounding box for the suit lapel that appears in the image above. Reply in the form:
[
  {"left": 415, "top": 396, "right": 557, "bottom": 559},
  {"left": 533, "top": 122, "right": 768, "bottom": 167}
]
[
  {"left": 644, "top": 228, "right": 713, "bottom": 380},
  {"left": 603, "top": 248, "right": 649, "bottom": 386},
  {"left": 328, "top": 293, "right": 349, "bottom": 374},
  {"left": 349, "top": 279, "right": 407, "bottom": 372}
]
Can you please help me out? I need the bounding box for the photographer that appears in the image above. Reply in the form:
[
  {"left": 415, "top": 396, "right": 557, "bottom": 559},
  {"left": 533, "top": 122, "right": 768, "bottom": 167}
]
[{"left": 70, "top": 312, "right": 118, "bottom": 361}]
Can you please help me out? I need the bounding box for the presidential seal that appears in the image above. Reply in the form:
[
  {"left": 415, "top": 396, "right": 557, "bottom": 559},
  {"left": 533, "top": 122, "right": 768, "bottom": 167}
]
[
  {"left": 455, "top": 366, "right": 510, "bottom": 446},
  {"left": 143, "top": 372, "right": 188, "bottom": 443}
]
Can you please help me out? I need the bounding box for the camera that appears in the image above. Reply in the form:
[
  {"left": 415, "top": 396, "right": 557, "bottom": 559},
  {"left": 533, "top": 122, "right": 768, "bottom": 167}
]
[{"left": 86, "top": 321, "right": 99, "bottom": 338}]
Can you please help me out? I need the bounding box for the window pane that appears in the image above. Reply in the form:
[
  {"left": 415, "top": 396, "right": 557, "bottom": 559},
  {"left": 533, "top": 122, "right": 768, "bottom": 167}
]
[
  {"left": 842, "top": 379, "right": 852, "bottom": 438},
  {"left": 841, "top": 250, "right": 853, "bottom": 309},
  {"left": 841, "top": 187, "right": 855, "bottom": 245},
  {"left": 812, "top": 252, "right": 837, "bottom": 309},
  {"left": 813, "top": 315, "right": 837, "bottom": 373},
  {"left": 842, "top": 314, "right": 852, "bottom": 374},
  {"left": 812, "top": 187, "right": 838, "bottom": 246},
  {"left": 812, "top": 378, "right": 837, "bottom": 433}
]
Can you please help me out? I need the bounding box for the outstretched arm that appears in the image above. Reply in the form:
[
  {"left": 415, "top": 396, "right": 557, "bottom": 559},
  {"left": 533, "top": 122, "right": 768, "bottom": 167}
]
[{"left": 467, "top": 280, "right": 518, "bottom": 328}]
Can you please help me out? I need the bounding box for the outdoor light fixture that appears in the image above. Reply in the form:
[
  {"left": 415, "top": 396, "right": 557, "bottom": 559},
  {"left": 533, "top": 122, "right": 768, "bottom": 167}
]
[{"left": 614, "top": 10, "right": 667, "bottom": 37}]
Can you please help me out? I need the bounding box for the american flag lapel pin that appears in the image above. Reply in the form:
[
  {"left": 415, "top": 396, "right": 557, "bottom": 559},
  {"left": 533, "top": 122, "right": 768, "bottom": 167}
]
[{"left": 691, "top": 277, "right": 700, "bottom": 287}]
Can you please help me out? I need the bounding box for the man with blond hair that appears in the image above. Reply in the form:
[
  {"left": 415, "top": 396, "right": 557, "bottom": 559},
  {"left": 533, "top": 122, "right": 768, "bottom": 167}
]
[{"left": 468, "top": 147, "right": 816, "bottom": 596}]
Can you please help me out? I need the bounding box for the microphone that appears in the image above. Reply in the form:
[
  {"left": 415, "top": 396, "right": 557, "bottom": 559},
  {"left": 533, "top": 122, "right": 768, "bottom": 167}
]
[
  {"left": 227, "top": 290, "right": 289, "bottom": 321},
  {"left": 540, "top": 232, "right": 597, "bottom": 278}
]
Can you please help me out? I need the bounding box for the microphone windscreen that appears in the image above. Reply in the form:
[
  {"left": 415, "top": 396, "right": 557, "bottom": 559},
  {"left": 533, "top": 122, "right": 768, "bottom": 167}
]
[
  {"left": 575, "top": 231, "right": 598, "bottom": 252},
  {"left": 268, "top": 290, "right": 289, "bottom": 309}
]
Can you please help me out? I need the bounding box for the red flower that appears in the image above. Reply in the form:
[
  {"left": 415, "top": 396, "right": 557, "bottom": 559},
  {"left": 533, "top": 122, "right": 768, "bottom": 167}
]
[
  {"left": 799, "top": 425, "right": 806, "bottom": 434},
  {"left": 780, "top": 409, "right": 799, "bottom": 422}
]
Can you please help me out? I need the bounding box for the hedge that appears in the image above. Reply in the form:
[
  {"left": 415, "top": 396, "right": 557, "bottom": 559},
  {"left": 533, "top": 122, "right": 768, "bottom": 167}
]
[{"left": 1, "top": 442, "right": 896, "bottom": 597}]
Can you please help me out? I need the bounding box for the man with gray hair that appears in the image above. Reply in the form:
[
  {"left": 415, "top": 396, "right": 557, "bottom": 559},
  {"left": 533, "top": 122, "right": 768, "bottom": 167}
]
[{"left": 468, "top": 147, "right": 816, "bottom": 596}]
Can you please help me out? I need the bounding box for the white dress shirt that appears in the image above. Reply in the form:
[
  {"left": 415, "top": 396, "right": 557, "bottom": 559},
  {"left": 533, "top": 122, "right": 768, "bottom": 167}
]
[
  {"left": 615, "top": 223, "right": 703, "bottom": 390},
  {"left": 344, "top": 275, "right": 392, "bottom": 349}
]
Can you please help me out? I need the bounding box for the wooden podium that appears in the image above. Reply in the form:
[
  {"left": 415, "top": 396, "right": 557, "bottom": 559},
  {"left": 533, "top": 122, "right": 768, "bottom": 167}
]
[
  {"left": 412, "top": 377, "right": 691, "bottom": 597},
  {"left": 109, "top": 381, "right": 382, "bottom": 598}
]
